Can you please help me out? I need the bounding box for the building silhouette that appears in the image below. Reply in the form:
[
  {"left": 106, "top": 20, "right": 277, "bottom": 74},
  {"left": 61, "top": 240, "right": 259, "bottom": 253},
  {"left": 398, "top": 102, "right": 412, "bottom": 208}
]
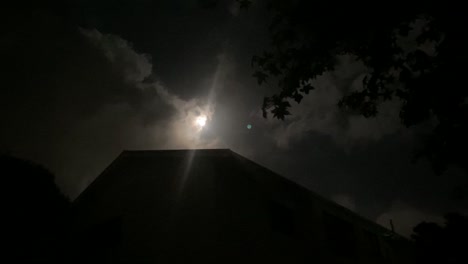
[{"left": 70, "top": 149, "right": 413, "bottom": 263}]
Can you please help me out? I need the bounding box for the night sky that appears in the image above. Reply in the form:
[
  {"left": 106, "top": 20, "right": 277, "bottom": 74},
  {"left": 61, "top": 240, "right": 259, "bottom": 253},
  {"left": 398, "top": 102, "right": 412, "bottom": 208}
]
[{"left": 2, "top": 0, "right": 467, "bottom": 237}]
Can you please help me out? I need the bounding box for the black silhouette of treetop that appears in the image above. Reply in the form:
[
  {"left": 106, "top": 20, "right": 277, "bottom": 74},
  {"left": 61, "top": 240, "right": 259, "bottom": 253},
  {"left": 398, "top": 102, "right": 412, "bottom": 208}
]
[
  {"left": 1, "top": 155, "right": 70, "bottom": 262},
  {"left": 412, "top": 213, "right": 468, "bottom": 264},
  {"left": 241, "top": 0, "right": 468, "bottom": 173}
]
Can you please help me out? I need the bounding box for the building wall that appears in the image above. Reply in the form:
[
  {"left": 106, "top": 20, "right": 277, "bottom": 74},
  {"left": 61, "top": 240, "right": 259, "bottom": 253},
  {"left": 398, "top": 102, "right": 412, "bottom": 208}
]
[{"left": 70, "top": 149, "right": 413, "bottom": 264}]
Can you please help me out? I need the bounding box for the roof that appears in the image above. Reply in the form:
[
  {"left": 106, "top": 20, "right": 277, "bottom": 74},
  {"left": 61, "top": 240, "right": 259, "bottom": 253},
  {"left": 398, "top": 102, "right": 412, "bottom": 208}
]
[{"left": 74, "top": 148, "right": 406, "bottom": 240}]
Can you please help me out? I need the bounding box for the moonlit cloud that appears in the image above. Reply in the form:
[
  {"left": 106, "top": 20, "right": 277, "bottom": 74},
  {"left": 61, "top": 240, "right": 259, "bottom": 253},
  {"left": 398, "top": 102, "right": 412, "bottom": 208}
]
[
  {"left": 263, "top": 56, "right": 404, "bottom": 149},
  {"left": 151, "top": 82, "right": 218, "bottom": 148},
  {"left": 376, "top": 201, "right": 444, "bottom": 237},
  {"left": 1, "top": 23, "right": 221, "bottom": 197},
  {"left": 80, "top": 28, "right": 222, "bottom": 151},
  {"left": 332, "top": 194, "right": 356, "bottom": 211},
  {"left": 80, "top": 28, "right": 153, "bottom": 84},
  {"left": 195, "top": 115, "right": 208, "bottom": 128}
]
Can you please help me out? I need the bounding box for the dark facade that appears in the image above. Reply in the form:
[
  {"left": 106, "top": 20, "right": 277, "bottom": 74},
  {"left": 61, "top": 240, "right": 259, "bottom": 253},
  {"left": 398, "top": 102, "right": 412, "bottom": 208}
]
[{"left": 70, "top": 149, "right": 413, "bottom": 263}]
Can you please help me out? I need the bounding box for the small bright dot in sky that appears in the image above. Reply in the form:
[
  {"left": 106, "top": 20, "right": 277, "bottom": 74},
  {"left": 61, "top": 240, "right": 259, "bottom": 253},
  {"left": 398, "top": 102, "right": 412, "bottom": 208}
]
[
  {"left": 195, "top": 115, "right": 207, "bottom": 128},
  {"left": 247, "top": 124, "right": 252, "bottom": 129}
]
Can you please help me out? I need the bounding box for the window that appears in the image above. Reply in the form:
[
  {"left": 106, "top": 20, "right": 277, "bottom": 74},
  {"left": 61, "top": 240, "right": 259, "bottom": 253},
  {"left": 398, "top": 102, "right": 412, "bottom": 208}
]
[
  {"left": 269, "top": 201, "right": 295, "bottom": 236},
  {"left": 323, "top": 212, "right": 356, "bottom": 257}
]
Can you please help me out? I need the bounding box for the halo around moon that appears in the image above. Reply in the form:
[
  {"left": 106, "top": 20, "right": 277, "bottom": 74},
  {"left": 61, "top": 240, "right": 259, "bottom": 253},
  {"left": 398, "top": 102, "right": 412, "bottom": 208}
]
[{"left": 195, "top": 115, "right": 207, "bottom": 128}]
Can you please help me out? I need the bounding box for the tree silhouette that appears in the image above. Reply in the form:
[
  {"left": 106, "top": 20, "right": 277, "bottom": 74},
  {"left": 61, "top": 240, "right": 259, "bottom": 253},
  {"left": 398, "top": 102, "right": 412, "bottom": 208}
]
[
  {"left": 1, "top": 155, "right": 70, "bottom": 262},
  {"left": 242, "top": 0, "right": 468, "bottom": 174},
  {"left": 412, "top": 213, "right": 468, "bottom": 264}
]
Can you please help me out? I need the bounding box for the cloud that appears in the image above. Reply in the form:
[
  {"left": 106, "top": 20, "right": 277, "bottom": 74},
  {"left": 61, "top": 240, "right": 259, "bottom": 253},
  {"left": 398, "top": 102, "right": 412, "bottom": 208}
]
[
  {"left": 81, "top": 28, "right": 153, "bottom": 84},
  {"left": 1, "top": 15, "right": 220, "bottom": 198},
  {"left": 264, "top": 55, "right": 403, "bottom": 149},
  {"left": 228, "top": 1, "right": 240, "bottom": 16},
  {"left": 70, "top": 29, "right": 222, "bottom": 194},
  {"left": 331, "top": 194, "right": 356, "bottom": 211},
  {"left": 376, "top": 200, "right": 444, "bottom": 238},
  {"left": 151, "top": 83, "right": 218, "bottom": 149}
]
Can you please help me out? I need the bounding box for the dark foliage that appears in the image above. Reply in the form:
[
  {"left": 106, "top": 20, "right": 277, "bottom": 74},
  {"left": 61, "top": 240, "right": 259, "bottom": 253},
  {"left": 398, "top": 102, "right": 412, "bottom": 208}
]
[
  {"left": 0, "top": 155, "right": 70, "bottom": 262},
  {"left": 242, "top": 0, "right": 468, "bottom": 174},
  {"left": 412, "top": 213, "right": 468, "bottom": 264}
]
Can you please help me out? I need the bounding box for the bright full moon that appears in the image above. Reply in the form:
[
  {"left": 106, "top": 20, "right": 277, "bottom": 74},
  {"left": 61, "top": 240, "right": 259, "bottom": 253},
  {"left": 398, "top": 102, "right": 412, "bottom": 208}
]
[{"left": 195, "top": 115, "right": 207, "bottom": 128}]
